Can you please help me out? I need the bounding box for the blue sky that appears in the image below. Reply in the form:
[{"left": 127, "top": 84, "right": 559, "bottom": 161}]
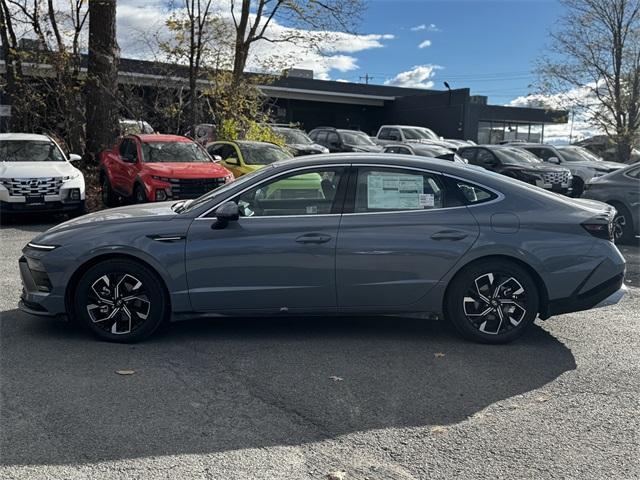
[{"left": 338, "top": 0, "right": 565, "bottom": 104}]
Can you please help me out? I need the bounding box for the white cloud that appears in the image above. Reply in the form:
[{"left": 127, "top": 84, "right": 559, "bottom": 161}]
[
  {"left": 114, "top": 0, "right": 394, "bottom": 80},
  {"left": 418, "top": 40, "right": 432, "bottom": 49},
  {"left": 384, "top": 65, "right": 442, "bottom": 89},
  {"left": 410, "top": 23, "right": 440, "bottom": 32}
]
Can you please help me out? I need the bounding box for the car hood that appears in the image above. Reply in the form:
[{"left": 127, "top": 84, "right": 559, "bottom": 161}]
[
  {"left": 39, "top": 202, "right": 178, "bottom": 237},
  {"left": 144, "top": 162, "right": 230, "bottom": 178},
  {"left": 564, "top": 160, "right": 624, "bottom": 171},
  {"left": 0, "top": 161, "right": 78, "bottom": 178},
  {"left": 289, "top": 143, "right": 327, "bottom": 152},
  {"left": 347, "top": 144, "right": 383, "bottom": 152}
]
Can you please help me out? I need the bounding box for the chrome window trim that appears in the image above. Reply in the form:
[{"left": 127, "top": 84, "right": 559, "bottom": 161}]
[
  {"left": 195, "top": 162, "right": 505, "bottom": 220},
  {"left": 195, "top": 163, "right": 351, "bottom": 220}
]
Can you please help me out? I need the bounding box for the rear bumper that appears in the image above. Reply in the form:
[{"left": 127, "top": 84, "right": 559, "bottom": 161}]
[{"left": 542, "top": 273, "right": 626, "bottom": 318}]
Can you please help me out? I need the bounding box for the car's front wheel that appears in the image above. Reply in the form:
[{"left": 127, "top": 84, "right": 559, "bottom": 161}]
[
  {"left": 612, "top": 203, "right": 635, "bottom": 244},
  {"left": 73, "top": 259, "right": 168, "bottom": 343},
  {"left": 445, "top": 259, "right": 540, "bottom": 344}
]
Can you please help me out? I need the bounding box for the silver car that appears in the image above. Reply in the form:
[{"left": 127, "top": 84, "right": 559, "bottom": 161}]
[
  {"left": 19, "top": 154, "right": 626, "bottom": 344},
  {"left": 582, "top": 163, "right": 640, "bottom": 243}
]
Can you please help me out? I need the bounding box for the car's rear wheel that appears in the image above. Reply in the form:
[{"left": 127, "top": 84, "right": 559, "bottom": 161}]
[
  {"left": 73, "top": 259, "right": 167, "bottom": 343},
  {"left": 611, "top": 203, "right": 635, "bottom": 244},
  {"left": 571, "top": 177, "right": 585, "bottom": 197},
  {"left": 445, "top": 259, "right": 540, "bottom": 344}
]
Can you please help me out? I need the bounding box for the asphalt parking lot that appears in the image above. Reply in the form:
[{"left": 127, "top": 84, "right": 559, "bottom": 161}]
[{"left": 1, "top": 219, "right": 639, "bottom": 480}]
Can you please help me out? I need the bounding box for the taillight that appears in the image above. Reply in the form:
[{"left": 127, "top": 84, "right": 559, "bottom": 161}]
[{"left": 582, "top": 222, "right": 613, "bottom": 241}]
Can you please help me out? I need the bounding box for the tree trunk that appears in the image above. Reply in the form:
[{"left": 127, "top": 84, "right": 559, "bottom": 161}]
[{"left": 85, "top": 0, "right": 120, "bottom": 161}]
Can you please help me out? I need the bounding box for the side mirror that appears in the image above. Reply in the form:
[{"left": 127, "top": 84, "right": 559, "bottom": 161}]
[
  {"left": 212, "top": 201, "right": 239, "bottom": 229},
  {"left": 212, "top": 155, "right": 222, "bottom": 162},
  {"left": 547, "top": 156, "right": 560, "bottom": 164},
  {"left": 225, "top": 157, "right": 239, "bottom": 165},
  {"left": 68, "top": 153, "right": 81, "bottom": 162}
]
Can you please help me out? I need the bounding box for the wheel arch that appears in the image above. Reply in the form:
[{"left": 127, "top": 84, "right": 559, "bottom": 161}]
[
  {"left": 65, "top": 252, "right": 172, "bottom": 318},
  {"left": 443, "top": 254, "right": 549, "bottom": 319}
]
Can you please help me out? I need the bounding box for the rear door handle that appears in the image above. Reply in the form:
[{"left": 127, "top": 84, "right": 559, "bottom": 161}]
[
  {"left": 295, "top": 233, "right": 332, "bottom": 244},
  {"left": 431, "top": 230, "right": 469, "bottom": 241}
]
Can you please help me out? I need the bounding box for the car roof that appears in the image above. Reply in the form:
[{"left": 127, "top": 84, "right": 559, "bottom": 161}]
[
  {"left": 135, "top": 134, "right": 191, "bottom": 142},
  {"left": 0, "top": 133, "right": 53, "bottom": 142}
]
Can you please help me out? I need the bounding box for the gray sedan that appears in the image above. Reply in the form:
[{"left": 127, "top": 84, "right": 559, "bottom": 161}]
[
  {"left": 582, "top": 162, "right": 640, "bottom": 243},
  {"left": 19, "top": 154, "right": 627, "bottom": 344}
]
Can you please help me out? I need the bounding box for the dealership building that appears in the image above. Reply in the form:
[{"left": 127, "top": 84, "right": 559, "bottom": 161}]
[{"left": 1, "top": 55, "right": 568, "bottom": 142}]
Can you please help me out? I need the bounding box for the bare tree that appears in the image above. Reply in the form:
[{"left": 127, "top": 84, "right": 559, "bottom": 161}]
[
  {"left": 0, "top": 0, "right": 22, "bottom": 131},
  {"left": 229, "top": 0, "right": 364, "bottom": 82},
  {"left": 537, "top": 0, "right": 640, "bottom": 161},
  {"left": 85, "top": 0, "right": 120, "bottom": 160}
]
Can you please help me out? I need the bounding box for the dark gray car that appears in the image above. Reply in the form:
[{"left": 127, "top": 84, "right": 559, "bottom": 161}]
[
  {"left": 19, "top": 154, "right": 626, "bottom": 344},
  {"left": 582, "top": 163, "right": 640, "bottom": 243}
]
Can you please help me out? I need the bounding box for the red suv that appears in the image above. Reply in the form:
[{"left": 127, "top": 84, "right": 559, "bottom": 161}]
[{"left": 99, "top": 134, "right": 233, "bottom": 206}]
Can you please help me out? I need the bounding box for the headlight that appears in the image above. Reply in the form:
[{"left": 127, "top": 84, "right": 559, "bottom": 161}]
[
  {"left": 152, "top": 176, "right": 171, "bottom": 182},
  {"left": 224, "top": 173, "right": 235, "bottom": 183},
  {"left": 320, "top": 147, "right": 329, "bottom": 154},
  {"left": 26, "top": 242, "right": 59, "bottom": 251},
  {"left": 62, "top": 171, "right": 81, "bottom": 181}
]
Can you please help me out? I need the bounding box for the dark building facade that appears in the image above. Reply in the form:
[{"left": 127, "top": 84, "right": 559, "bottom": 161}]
[{"left": 264, "top": 74, "right": 567, "bottom": 142}]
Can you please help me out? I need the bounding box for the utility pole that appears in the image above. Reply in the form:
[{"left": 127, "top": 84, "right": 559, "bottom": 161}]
[{"left": 359, "top": 74, "right": 374, "bottom": 85}]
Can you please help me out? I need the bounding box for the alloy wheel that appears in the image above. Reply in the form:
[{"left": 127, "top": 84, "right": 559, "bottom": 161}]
[
  {"left": 462, "top": 272, "right": 527, "bottom": 335},
  {"left": 613, "top": 214, "right": 626, "bottom": 242},
  {"left": 86, "top": 273, "right": 150, "bottom": 335}
]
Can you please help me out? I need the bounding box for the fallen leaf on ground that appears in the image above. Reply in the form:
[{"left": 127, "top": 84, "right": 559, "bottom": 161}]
[
  {"left": 115, "top": 370, "right": 136, "bottom": 375},
  {"left": 535, "top": 395, "right": 551, "bottom": 403},
  {"left": 434, "top": 352, "right": 445, "bottom": 358},
  {"left": 431, "top": 426, "right": 448, "bottom": 434},
  {"left": 327, "top": 471, "right": 346, "bottom": 480},
  {"left": 329, "top": 376, "right": 344, "bottom": 382}
]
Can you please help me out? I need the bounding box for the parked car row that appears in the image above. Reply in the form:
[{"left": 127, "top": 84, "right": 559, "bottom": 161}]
[{"left": 1, "top": 130, "right": 637, "bottom": 243}]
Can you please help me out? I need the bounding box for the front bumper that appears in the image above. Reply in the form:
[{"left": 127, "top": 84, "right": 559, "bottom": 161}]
[{"left": 1, "top": 199, "right": 84, "bottom": 214}]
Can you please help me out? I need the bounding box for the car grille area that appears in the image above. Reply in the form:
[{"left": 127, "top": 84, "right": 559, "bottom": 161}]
[
  {"left": 542, "top": 171, "right": 570, "bottom": 184},
  {"left": 2, "top": 177, "right": 63, "bottom": 196},
  {"left": 169, "top": 177, "right": 225, "bottom": 199}
]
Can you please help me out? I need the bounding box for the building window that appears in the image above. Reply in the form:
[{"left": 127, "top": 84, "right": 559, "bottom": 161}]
[{"left": 477, "top": 121, "right": 545, "bottom": 144}]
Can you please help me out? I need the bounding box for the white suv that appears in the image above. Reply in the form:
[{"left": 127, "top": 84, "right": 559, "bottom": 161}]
[{"left": 0, "top": 133, "right": 86, "bottom": 217}]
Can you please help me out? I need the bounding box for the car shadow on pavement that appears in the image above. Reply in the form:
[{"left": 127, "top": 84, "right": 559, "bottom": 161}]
[{"left": 0, "top": 310, "right": 576, "bottom": 466}]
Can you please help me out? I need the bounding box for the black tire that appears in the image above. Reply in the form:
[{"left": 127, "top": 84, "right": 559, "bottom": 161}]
[
  {"left": 67, "top": 201, "right": 87, "bottom": 219},
  {"left": 611, "top": 203, "right": 635, "bottom": 244},
  {"left": 102, "top": 176, "right": 118, "bottom": 208},
  {"left": 73, "top": 259, "right": 168, "bottom": 343},
  {"left": 134, "top": 184, "right": 147, "bottom": 204},
  {"left": 572, "top": 177, "right": 585, "bottom": 197},
  {"left": 445, "top": 259, "right": 540, "bottom": 344}
]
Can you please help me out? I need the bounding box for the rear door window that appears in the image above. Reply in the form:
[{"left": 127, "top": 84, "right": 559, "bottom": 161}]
[{"left": 352, "top": 167, "right": 448, "bottom": 213}]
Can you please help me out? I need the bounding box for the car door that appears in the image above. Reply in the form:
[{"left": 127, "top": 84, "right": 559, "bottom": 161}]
[
  {"left": 185, "top": 164, "right": 348, "bottom": 313},
  {"left": 336, "top": 165, "right": 479, "bottom": 309},
  {"left": 215, "top": 143, "right": 244, "bottom": 178},
  {"left": 112, "top": 138, "right": 139, "bottom": 195}
]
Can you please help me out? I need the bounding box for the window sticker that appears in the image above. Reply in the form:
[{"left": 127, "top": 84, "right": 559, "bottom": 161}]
[
  {"left": 419, "top": 193, "right": 434, "bottom": 207},
  {"left": 367, "top": 173, "right": 424, "bottom": 209}
]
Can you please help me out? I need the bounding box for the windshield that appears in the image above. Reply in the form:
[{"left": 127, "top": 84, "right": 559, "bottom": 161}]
[
  {"left": 339, "top": 131, "right": 376, "bottom": 146},
  {"left": 141, "top": 141, "right": 211, "bottom": 163},
  {"left": 179, "top": 166, "right": 266, "bottom": 214},
  {"left": 276, "top": 129, "right": 313, "bottom": 145},
  {"left": 0, "top": 140, "right": 66, "bottom": 162},
  {"left": 494, "top": 148, "right": 542, "bottom": 165},
  {"left": 239, "top": 143, "right": 292, "bottom": 165},
  {"left": 401, "top": 128, "right": 423, "bottom": 140},
  {"left": 559, "top": 146, "right": 602, "bottom": 162},
  {"left": 417, "top": 128, "right": 439, "bottom": 140}
]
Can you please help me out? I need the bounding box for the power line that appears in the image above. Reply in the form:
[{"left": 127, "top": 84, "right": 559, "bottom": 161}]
[{"left": 359, "top": 73, "right": 374, "bottom": 84}]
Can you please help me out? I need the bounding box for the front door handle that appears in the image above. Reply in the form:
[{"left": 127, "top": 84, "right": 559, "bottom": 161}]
[
  {"left": 431, "top": 230, "right": 469, "bottom": 241},
  {"left": 295, "top": 233, "right": 332, "bottom": 244}
]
